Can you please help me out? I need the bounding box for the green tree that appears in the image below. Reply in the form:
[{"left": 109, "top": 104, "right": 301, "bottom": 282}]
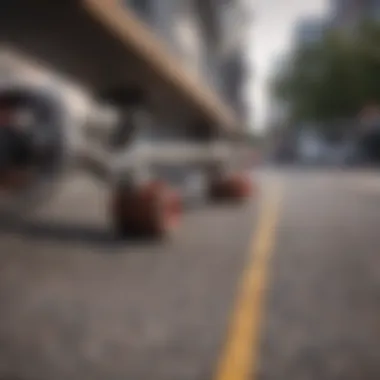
[{"left": 271, "top": 21, "right": 380, "bottom": 130}]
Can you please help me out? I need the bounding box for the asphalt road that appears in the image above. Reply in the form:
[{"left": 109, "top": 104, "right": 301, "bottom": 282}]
[
  {"left": 259, "top": 168, "right": 380, "bottom": 380},
  {"left": 0, "top": 169, "right": 380, "bottom": 380}
]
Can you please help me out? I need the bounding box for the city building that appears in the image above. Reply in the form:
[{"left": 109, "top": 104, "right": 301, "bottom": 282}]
[
  {"left": 330, "top": 0, "right": 380, "bottom": 31},
  {"left": 123, "top": 0, "right": 251, "bottom": 125},
  {"left": 218, "top": 0, "right": 252, "bottom": 123},
  {"left": 295, "top": 17, "right": 328, "bottom": 45}
]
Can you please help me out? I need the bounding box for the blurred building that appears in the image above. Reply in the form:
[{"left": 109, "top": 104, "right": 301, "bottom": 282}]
[
  {"left": 216, "top": 0, "right": 252, "bottom": 123},
  {"left": 331, "top": 0, "right": 380, "bottom": 31},
  {"left": 295, "top": 17, "right": 328, "bottom": 45},
  {"left": 123, "top": 0, "right": 251, "bottom": 125}
]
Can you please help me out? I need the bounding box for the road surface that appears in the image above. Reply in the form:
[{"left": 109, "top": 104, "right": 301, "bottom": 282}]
[{"left": 0, "top": 169, "right": 380, "bottom": 380}]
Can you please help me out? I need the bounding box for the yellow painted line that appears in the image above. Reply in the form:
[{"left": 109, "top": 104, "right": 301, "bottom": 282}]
[{"left": 214, "top": 182, "right": 282, "bottom": 380}]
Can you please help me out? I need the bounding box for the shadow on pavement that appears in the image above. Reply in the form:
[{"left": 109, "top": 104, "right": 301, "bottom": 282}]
[{"left": 0, "top": 213, "right": 160, "bottom": 249}]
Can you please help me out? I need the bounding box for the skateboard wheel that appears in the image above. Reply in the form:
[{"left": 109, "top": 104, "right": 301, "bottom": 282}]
[
  {"left": 112, "top": 181, "right": 182, "bottom": 239},
  {"left": 209, "top": 172, "right": 254, "bottom": 201}
]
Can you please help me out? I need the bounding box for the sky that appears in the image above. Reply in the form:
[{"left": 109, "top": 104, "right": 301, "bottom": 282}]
[{"left": 248, "top": 0, "right": 329, "bottom": 131}]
